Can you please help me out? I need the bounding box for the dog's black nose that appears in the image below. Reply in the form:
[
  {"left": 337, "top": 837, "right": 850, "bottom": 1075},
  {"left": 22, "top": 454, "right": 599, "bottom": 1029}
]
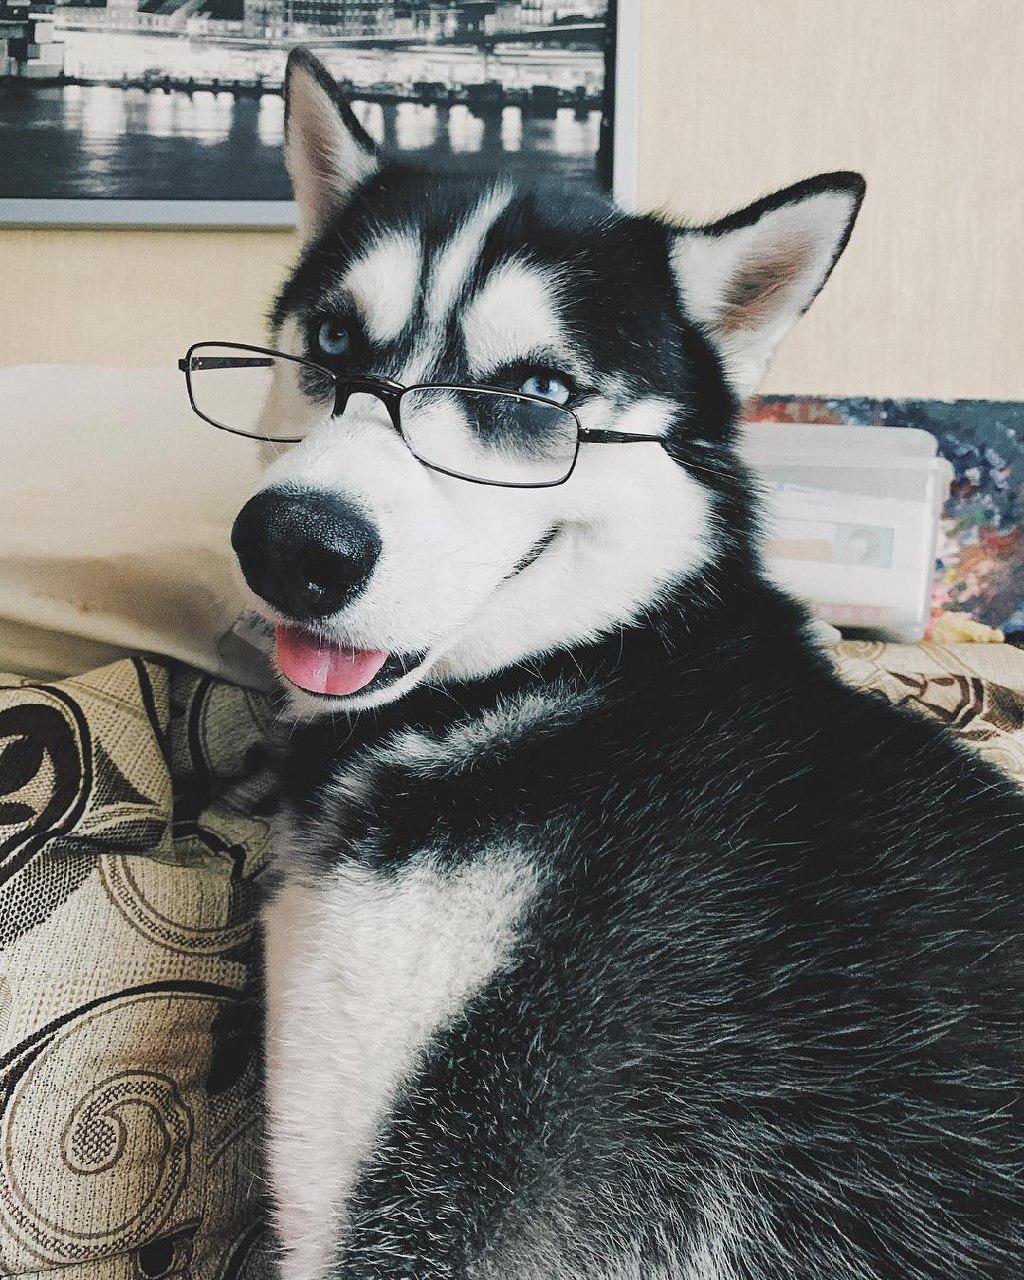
[{"left": 231, "top": 487, "right": 381, "bottom": 621}]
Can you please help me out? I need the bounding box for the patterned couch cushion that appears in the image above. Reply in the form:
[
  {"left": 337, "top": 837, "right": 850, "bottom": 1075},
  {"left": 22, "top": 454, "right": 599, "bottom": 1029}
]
[
  {"left": 832, "top": 640, "right": 1024, "bottom": 783},
  {"left": 0, "top": 659, "right": 275, "bottom": 1279},
  {"left": 1, "top": 643, "right": 1022, "bottom": 1276}
]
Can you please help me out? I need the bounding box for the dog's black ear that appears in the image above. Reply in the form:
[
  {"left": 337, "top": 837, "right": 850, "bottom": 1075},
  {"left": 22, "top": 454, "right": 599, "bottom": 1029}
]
[
  {"left": 671, "top": 172, "right": 865, "bottom": 399},
  {"left": 284, "top": 46, "right": 379, "bottom": 240}
]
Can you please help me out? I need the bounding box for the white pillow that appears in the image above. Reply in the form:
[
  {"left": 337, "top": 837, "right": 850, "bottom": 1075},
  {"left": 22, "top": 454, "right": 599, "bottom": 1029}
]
[{"left": 0, "top": 365, "right": 272, "bottom": 689}]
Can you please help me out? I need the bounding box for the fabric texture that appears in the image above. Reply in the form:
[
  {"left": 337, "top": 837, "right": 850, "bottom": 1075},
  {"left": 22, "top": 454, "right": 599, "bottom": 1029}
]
[
  {"left": 0, "top": 365, "right": 271, "bottom": 691},
  {"left": 0, "top": 658, "right": 275, "bottom": 1279},
  {"left": 831, "top": 639, "right": 1024, "bottom": 782},
  {"left": 0, "top": 642, "right": 1022, "bottom": 1277}
]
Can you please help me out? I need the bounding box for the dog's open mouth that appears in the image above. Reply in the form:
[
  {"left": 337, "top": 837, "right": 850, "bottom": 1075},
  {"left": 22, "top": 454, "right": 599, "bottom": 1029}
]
[{"left": 274, "top": 626, "right": 419, "bottom": 697}]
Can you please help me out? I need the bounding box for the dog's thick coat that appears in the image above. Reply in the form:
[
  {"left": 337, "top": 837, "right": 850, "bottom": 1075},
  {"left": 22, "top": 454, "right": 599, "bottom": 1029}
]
[{"left": 248, "top": 50, "right": 1024, "bottom": 1280}]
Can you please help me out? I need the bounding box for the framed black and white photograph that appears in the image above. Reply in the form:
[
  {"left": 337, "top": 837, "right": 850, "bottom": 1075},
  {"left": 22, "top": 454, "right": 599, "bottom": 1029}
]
[{"left": 0, "top": 0, "right": 638, "bottom": 226}]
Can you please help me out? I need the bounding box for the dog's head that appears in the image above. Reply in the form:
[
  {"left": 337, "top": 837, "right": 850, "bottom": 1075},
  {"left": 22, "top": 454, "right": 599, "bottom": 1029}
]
[{"left": 232, "top": 48, "right": 864, "bottom": 713}]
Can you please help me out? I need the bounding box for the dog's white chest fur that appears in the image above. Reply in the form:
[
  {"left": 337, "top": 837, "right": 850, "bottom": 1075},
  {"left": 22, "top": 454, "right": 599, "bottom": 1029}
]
[{"left": 263, "top": 826, "right": 537, "bottom": 1280}]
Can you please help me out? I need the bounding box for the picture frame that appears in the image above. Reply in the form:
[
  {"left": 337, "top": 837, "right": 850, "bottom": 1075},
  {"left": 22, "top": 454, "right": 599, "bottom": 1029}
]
[{"left": 0, "top": 0, "right": 640, "bottom": 228}]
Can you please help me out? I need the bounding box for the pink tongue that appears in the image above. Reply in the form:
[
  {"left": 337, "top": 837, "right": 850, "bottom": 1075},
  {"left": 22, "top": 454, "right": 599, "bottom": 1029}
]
[{"left": 274, "top": 626, "right": 388, "bottom": 696}]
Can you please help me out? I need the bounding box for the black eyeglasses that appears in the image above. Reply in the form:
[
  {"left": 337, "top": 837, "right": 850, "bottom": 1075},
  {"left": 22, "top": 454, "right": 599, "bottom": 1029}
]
[{"left": 178, "top": 341, "right": 662, "bottom": 489}]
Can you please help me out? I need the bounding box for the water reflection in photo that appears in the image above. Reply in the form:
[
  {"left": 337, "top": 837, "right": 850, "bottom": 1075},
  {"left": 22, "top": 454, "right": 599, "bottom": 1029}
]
[{"left": 0, "top": 14, "right": 610, "bottom": 202}]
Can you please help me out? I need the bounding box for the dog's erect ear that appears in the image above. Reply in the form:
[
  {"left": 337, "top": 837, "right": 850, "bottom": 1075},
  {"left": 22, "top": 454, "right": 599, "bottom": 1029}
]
[
  {"left": 671, "top": 172, "right": 865, "bottom": 399},
  {"left": 284, "top": 46, "right": 379, "bottom": 241}
]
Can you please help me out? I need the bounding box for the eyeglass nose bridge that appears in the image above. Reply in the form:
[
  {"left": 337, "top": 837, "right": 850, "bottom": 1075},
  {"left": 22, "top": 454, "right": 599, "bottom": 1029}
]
[{"left": 332, "top": 375, "right": 404, "bottom": 433}]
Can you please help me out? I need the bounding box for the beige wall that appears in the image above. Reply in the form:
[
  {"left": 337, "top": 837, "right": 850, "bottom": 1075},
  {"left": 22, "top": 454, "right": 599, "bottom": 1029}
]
[
  {"left": 1, "top": 227, "right": 297, "bottom": 365},
  {"left": 637, "top": 0, "right": 1024, "bottom": 399},
  {"left": 1, "top": 0, "right": 1022, "bottom": 398}
]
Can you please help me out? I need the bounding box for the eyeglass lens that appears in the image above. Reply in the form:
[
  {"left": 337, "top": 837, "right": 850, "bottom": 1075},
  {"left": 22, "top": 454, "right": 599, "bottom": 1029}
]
[{"left": 187, "top": 346, "right": 334, "bottom": 442}]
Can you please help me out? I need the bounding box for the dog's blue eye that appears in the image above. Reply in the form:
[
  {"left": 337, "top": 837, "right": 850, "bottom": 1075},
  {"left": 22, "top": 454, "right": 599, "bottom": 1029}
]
[
  {"left": 519, "top": 373, "right": 571, "bottom": 406},
  {"left": 317, "top": 320, "right": 350, "bottom": 357}
]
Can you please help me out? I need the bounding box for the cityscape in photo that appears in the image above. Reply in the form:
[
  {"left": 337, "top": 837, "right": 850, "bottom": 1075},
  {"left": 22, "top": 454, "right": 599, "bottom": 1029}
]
[{"left": 0, "top": 1, "right": 612, "bottom": 203}]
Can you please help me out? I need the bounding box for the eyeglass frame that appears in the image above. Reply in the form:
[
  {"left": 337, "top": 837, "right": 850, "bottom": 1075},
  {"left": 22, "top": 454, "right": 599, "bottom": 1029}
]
[{"left": 178, "top": 340, "right": 664, "bottom": 490}]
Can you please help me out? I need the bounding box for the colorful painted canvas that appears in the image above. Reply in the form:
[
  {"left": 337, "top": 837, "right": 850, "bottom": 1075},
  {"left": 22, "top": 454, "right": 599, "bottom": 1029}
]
[{"left": 747, "top": 397, "right": 1024, "bottom": 639}]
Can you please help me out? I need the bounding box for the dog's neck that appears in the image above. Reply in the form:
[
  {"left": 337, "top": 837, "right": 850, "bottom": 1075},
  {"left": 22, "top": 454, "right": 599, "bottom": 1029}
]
[{"left": 277, "top": 565, "right": 819, "bottom": 808}]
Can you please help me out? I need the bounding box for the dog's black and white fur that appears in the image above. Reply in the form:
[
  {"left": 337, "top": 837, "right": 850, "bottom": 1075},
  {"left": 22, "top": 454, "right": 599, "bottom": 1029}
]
[{"left": 243, "top": 49, "right": 1024, "bottom": 1279}]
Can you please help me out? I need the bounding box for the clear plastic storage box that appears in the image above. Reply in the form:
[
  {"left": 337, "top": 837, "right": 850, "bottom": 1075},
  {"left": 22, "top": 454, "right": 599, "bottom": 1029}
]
[{"left": 738, "top": 423, "right": 954, "bottom": 642}]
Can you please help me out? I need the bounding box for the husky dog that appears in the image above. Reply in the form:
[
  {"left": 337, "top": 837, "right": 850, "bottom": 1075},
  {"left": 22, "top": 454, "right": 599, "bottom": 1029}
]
[{"left": 228, "top": 48, "right": 1023, "bottom": 1280}]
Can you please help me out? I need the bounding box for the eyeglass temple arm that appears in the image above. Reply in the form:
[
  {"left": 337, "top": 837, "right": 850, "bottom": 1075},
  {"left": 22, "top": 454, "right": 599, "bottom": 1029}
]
[
  {"left": 178, "top": 356, "right": 275, "bottom": 371},
  {"left": 579, "top": 429, "right": 664, "bottom": 444}
]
